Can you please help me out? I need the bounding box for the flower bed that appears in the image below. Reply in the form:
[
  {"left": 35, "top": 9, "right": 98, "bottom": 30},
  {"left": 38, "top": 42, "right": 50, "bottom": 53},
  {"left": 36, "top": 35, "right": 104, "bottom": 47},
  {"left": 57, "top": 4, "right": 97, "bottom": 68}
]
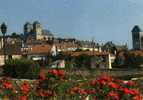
[
  {"left": 0, "top": 69, "right": 142, "bottom": 100},
  {"left": 69, "top": 75, "right": 142, "bottom": 100}
]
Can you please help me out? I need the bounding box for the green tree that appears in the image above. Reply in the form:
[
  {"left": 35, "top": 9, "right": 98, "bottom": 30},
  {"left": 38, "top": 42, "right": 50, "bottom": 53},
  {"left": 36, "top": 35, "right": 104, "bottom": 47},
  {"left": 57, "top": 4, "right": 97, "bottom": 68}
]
[{"left": 4, "top": 58, "right": 40, "bottom": 79}]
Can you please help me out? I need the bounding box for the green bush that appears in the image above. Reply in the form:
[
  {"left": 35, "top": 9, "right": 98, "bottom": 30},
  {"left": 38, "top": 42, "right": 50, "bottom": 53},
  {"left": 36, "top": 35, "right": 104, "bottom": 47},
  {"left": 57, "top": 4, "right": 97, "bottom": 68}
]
[{"left": 3, "top": 58, "right": 40, "bottom": 79}]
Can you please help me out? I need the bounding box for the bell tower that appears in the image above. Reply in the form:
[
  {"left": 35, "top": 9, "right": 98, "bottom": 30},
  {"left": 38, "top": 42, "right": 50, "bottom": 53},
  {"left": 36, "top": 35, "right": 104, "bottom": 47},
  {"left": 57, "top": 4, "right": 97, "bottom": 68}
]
[{"left": 132, "top": 25, "right": 143, "bottom": 50}]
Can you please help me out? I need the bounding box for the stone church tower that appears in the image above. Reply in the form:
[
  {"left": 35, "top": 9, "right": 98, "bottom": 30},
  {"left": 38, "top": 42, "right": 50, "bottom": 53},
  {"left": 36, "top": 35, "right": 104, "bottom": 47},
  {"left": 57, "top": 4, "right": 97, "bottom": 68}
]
[
  {"left": 132, "top": 25, "right": 143, "bottom": 50},
  {"left": 24, "top": 22, "right": 33, "bottom": 37},
  {"left": 33, "top": 21, "right": 42, "bottom": 35},
  {"left": 33, "top": 21, "right": 43, "bottom": 40},
  {"left": 23, "top": 21, "right": 52, "bottom": 41}
]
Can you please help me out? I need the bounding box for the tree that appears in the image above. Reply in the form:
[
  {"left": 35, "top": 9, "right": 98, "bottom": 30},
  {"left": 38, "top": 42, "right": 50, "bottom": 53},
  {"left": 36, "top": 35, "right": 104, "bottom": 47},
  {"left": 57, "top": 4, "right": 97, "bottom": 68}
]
[
  {"left": 4, "top": 58, "right": 40, "bottom": 79},
  {"left": 124, "top": 51, "right": 143, "bottom": 68}
]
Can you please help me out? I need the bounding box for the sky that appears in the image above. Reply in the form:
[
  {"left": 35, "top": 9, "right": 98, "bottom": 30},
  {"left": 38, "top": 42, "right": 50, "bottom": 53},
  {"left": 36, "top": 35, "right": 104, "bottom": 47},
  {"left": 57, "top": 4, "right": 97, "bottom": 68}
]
[{"left": 0, "top": 0, "right": 143, "bottom": 48}]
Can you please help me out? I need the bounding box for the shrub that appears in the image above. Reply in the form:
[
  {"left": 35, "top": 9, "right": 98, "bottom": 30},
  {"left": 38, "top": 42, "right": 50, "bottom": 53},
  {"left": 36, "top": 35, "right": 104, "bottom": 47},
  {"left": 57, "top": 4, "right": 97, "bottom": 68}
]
[{"left": 3, "top": 58, "right": 40, "bottom": 79}]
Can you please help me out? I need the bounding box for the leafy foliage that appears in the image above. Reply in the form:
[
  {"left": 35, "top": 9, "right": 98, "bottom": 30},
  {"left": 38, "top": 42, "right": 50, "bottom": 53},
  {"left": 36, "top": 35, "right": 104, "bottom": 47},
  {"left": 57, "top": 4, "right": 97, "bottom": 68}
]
[{"left": 3, "top": 59, "right": 40, "bottom": 79}]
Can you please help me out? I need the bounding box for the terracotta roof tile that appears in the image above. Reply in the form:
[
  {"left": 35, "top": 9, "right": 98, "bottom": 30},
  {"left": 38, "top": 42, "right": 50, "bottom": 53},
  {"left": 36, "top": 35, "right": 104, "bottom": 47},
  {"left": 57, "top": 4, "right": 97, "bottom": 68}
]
[
  {"left": 26, "top": 44, "right": 52, "bottom": 54},
  {"left": 62, "top": 51, "right": 109, "bottom": 56},
  {"left": 129, "top": 50, "right": 143, "bottom": 56}
]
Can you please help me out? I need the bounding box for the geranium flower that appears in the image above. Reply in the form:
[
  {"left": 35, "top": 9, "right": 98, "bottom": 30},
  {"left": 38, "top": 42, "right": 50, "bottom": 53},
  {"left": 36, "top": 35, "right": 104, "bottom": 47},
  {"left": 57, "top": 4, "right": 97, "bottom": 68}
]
[
  {"left": 79, "top": 89, "right": 87, "bottom": 95},
  {"left": 48, "top": 69, "right": 64, "bottom": 79},
  {"left": 68, "top": 75, "right": 142, "bottom": 100},
  {"left": 36, "top": 89, "right": 55, "bottom": 97},
  {"left": 97, "top": 79, "right": 107, "bottom": 85},
  {"left": 48, "top": 69, "right": 58, "bottom": 75},
  {"left": 87, "top": 89, "right": 96, "bottom": 94},
  {"left": 119, "top": 87, "right": 131, "bottom": 95},
  {"left": 133, "top": 95, "right": 142, "bottom": 100},
  {"left": 129, "top": 89, "right": 140, "bottom": 95},
  {"left": 126, "top": 80, "right": 136, "bottom": 86},
  {"left": 3, "top": 81, "right": 13, "bottom": 89},
  {"left": 20, "top": 82, "right": 30, "bottom": 94},
  {"left": 108, "top": 91, "right": 119, "bottom": 100},
  {"left": 39, "top": 73, "right": 46, "bottom": 81},
  {"left": 108, "top": 82, "right": 118, "bottom": 89},
  {"left": 57, "top": 70, "right": 64, "bottom": 77},
  {"left": 37, "top": 89, "right": 45, "bottom": 97},
  {"left": 43, "top": 90, "right": 55, "bottom": 97},
  {"left": 21, "top": 95, "right": 26, "bottom": 100}
]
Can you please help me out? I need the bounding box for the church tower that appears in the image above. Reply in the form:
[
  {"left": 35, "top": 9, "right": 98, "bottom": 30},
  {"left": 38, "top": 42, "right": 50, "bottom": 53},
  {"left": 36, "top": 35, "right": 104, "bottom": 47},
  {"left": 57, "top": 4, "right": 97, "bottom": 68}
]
[
  {"left": 33, "top": 21, "right": 42, "bottom": 35},
  {"left": 33, "top": 21, "right": 43, "bottom": 40},
  {"left": 24, "top": 22, "right": 33, "bottom": 37},
  {"left": 132, "top": 25, "right": 143, "bottom": 50}
]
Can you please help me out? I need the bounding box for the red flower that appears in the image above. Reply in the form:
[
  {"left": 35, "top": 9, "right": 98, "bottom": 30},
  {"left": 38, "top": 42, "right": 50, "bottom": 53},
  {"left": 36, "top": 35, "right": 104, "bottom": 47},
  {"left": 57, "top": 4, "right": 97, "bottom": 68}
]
[
  {"left": 43, "top": 90, "right": 55, "bottom": 97},
  {"left": 126, "top": 81, "right": 136, "bottom": 86},
  {"left": 21, "top": 95, "right": 26, "bottom": 100},
  {"left": 48, "top": 69, "right": 64, "bottom": 79},
  {"left": 108, "top": 91, "right": 120, "bottom": 100},
  {"left": 69, "top": 75, "right": 142, "bottom": 100},
  {"left": 3, "top": 81, "right": 13, "bottom": 89},
  {"left": 129, "top": 89, "right": 140, "bottom": 95},
  {"left": 37, "top": 89, "right": 45, "bottom": 97},
  {"left": 57, "top": 70, "right": 64, "bottom": 77},
  {"left": 97, "top": 79, "right": 107, "bottom": 85},
  {"left": 87, "top": 89, "right": 96, "bottom": 94},
  {"left": 20, "top": 82, "right": 30, "bottom": 94},
  {"left": 37, "top": 89, "right": 55, "bottom": 97},
  {"left": 39, "top": 73, "right": 46, "bottom": 80},
  {"left": 108, "top": 82, "right": 118, "bottom": 89},
  {"left": 79, "top": 89, "right": 87, "bottom": 95},
  {"left": 120, "top": 87, "right": 130, "bottom": 95},
  {"left": 48, "top": 69, "right": 58, "bottom": 75},
  {"left": 133, "top": 95, "right": 142, "bottom": 100}
]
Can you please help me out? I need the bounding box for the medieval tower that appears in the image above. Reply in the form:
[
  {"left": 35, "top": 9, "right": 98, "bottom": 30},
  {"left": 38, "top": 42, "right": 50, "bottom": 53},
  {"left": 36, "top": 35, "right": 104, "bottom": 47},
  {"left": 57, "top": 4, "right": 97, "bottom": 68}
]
[{"left": 132, "top": 25, "right": 143, "bottom": 50}]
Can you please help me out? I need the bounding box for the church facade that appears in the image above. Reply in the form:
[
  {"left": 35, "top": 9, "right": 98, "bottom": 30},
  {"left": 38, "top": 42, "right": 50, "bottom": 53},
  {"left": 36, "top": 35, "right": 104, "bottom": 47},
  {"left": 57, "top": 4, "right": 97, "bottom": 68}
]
[{"left": 24, "top": 21, "right": 54, "bottom": 41}]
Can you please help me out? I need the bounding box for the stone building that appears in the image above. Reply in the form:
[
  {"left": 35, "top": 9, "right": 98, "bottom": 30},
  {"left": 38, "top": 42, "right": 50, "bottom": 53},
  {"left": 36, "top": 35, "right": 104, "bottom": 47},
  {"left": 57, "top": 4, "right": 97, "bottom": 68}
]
[
  {"left": 24, "top": 22, "right": 33, "bottom": 39},
  {"left": 24, "top": 21, "right": 54, "bottom": 41},
  {"left": 132, "top": 25, "right": 143, "bottom": 50},
  {"left": 33, "top": 21, "right": 43, "bottom": 39}
]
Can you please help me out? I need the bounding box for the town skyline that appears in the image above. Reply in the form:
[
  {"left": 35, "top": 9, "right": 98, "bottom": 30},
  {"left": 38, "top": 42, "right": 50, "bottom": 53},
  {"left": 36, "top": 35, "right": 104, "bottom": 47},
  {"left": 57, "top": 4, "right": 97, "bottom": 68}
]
[{"left": 1, "top": 0, "right": 143, "bottom": 48}]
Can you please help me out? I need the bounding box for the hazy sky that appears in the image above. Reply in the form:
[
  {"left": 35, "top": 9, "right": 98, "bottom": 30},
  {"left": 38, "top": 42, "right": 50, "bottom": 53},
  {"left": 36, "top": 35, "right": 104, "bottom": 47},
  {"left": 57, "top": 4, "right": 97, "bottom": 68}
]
[{"left": 0, "top": 0, "right": 143, "bottom": 48}]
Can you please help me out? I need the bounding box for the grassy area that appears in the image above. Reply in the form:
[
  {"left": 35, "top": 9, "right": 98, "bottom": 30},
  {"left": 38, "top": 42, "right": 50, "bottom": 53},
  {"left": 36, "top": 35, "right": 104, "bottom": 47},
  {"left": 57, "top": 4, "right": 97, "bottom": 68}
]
[{"left": 64, "top": 68, "right": 143, "bottom": 80}]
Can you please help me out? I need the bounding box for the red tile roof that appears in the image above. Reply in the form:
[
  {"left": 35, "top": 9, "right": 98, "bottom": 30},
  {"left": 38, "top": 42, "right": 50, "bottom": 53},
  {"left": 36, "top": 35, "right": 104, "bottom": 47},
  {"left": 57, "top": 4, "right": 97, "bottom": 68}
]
[
  {"left": 62, "top": 51, "right": 109, "bottom": 57},
  {"left": 26, "top": 44, "right": 52, "bottom": 55},
  {"left": 128, "top": 50, "right": 143, "bottom": 56}
]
